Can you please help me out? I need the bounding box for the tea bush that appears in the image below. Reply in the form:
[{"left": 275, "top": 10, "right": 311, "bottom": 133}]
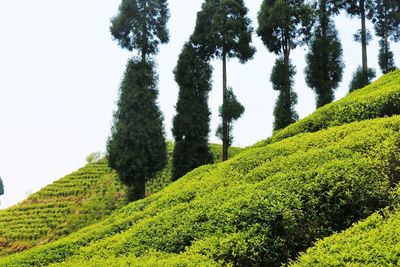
[{"left": 2, "top": 116, "right": 400, "bottom": 266}]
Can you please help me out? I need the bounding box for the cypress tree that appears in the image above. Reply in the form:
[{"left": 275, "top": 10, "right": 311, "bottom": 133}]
[
  {"left": 270, "top": 58, "right": 298, "bottom": 131},
  {"left": 372, "top": 0, "right": 400, "bottom": 74},
  {"left": 107, "top": 0, "right": 169, "bottom": 201},
  {"left": 305, "top": 0, "right": 344, "bottom": 108},
  {"left": 191, "top": 0, "right": 256, "bottom": 161},
  {"left": 108, "top": 59, "right": 167, "bottom": 201},
  {"left": 172, "top": 43, "right": 213, "bottom": 181},
  {"left": 257, "top": 0, "right": 313, "bottom": 130}
]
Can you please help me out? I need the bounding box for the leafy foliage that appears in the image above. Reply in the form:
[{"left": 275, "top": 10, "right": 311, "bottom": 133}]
[
  {"left": 255, "top": 69, "right": 400, "bottom": 147},
  {"left": 191, "top": 0, "right": 256, "bottom": 62},
  {"left": 172, "top": 43, "right": 213, "bottom": 181},
  {"left": 257, "top": 0, "right": 313, "bottom": 130},
  {"left": 378, "top": 39, "right": 396, "bottom": 74},
  {"left": 0, "top": 143, "right": 238, "bottom": 258},
  {"left": 372, "top": 0, "right": 399, "bottom": 74},
  {"left": 107, "top": 59, "right": 167, "bottom": 201},
  {"left": 3, "top": 115, "right": 400, "bottom": 266},
  {"left": 271, "top": 57, "right": 298, "bottom": 131},
  {"left": 344, "top": 0, "right": 376, "bottom": 72},
  {"left": 0, "top": 161, "right": 124, "bottom": 257},
  {"left": 305, "top": 18, "right": 344, "bottom": 108},
  {"left": 292, "top": 208, "right": 400, "bottom": 266},
  {"left": 191, "top": 0, "right": 255, "bottom": 161},
  {"left": 349, "top": 65, "right": 376, "bottom": 92},
  {"left": 257, "top": 0, "right": 313, "bottom": 56},
  {"left": 110, "top": 0, "right": 170, "bottom": 61},
  {"left": 216, "top": 87, "right": 245, "bottom": 147}
]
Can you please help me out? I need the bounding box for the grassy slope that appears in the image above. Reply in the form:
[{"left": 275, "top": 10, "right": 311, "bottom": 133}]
[
  {"left": 292, "top": 209, "right": 400, "bottom": 266},
  {"left": 2, "top": 115, "right": 400, "bottom": 266},
  {"left": 1, "top": 70, "right": 399, "bottom": 266},
  {"left": 0, "top": 143, "right": 238, "bottom": 257},
  {"left": 255, "top": 69, "right": 400, "bottom": 147}
]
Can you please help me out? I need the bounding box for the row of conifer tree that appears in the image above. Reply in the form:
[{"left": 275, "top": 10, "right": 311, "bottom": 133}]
[{"left": 106, "top": 0, "right": 400, "bottom": 201}]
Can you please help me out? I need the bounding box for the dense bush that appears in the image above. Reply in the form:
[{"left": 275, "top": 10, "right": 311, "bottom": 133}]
[
  {"left": 292, "top": 208, "right": 400, "bottom": 266},
  {"left": 2, "top": 115, "right": 400, "bottom": 266},
  {"left": 0, "top": 143, "right": 235, "bottom": 257},
  {"left": 255, "top": 69, "right": 400, "bottom": 147}
]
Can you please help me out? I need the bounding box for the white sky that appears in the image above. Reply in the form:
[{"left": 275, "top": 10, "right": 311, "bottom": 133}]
[{"left": 0, "top": 1, "right": 399, "bottom": 209}]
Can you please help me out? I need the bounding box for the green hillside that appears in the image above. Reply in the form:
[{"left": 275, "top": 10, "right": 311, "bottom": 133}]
[
  {"left": 0, "top": 143, "right": 238, "bottom": 257},
  {"left": 292, "top": 207, "right": 400, "bottom": 266},
  {"left": 1, "top": 70, "right": 400, "bottom": 266},
  {"left": 255, "top": 69, "right": 400, "bottom": 147}
]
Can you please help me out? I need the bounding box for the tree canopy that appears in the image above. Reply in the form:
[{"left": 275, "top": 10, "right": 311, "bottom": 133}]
[
  {"left": 191, "top": 0, "right": 255, "bottom": 161},
  {"left": 110, "top": 0, "right": 170, "bottom": 62},
  {"left": 172, "top": 43, "right": 214, "bottom": 181},
  {"left": 305, "top": 0, "right": 344, "bottom": 108},
  {"left": 107, "top": 59, "right": 167, "bottom": 201},
  {"left": 372, "top": 0, "right": 400, "bottom": 73}
]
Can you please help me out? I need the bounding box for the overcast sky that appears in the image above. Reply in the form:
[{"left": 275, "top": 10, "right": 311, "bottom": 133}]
[{"left": 1, "top": 1, "right": 399, "bottom": 208}]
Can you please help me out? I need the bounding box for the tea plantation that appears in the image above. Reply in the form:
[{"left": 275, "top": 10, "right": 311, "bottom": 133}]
[
  {"left": 1, "top": 70, "right": 400, "bottom": 266},
  {"left": 0, "top": 143, "right": 237, "bottom": 258}
]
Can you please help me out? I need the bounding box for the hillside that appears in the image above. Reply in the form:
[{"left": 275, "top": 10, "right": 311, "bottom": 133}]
[
  {"left": 292, "top": 207, "right": 400, "bottom": 266},
  {"left": 1, "top": 70, "right": 400, "bottom": 266},
  {"left": 0, "top": 143, "right": 238, "bottom": 257}
]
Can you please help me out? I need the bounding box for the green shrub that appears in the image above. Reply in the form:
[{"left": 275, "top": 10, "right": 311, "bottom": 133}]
[
  {"left": 255, "top": 69, "right": 400, "bottom": 148},
  {"left": 2, "top": 116, "right": 400, "bottom": 266},
  {"left": 291, "top": 209, "right": 400, "bottom": 266}
]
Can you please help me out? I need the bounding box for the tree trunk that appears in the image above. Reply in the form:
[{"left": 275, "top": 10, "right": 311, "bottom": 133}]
[
  {"left": 128, "top": 180, "right": 145, "bottom": 201},
  {"left": 222, "top": 52, "right": 228, "bottom": 162},
  {"left": 360, "top": 0, "right": 368, "bottom": 73}
]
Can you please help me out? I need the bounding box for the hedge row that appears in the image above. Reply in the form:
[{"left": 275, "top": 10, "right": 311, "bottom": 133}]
[
  {"left": 292, "top": 207, "right": 400, "bottom": 266},
  {"left": 2, "top": 115, "right": 400, "bottom": 266},
  {"left": 0, "top": 143, "right": 235, "bottom": 257}
]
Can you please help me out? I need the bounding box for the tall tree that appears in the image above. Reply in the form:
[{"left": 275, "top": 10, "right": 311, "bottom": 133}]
[
  {"left": 270, "top": 57, "right": 298, "bottom": 130},
  {"left": 107, "top": 0, "right": 169, "bottom": 201},
  {"left": 191, "top": 0, "right": 256, "bottom": 161},
  {"left": 172, "top": 43, "right": 214, "bottom": 181},
  {"left": 372, "top": 0, "right": 400, "bottom": 74},
  {"left": 216, "top": 87, "right": 245, "bottom": 148},
  {"left": 107, "top": 59, "right": 167, "bottom": 201},
  {"left": 305, "top": 0, "right": 344, "bottom": 108},
  {"left": 344, "top": 0, "right": 375, "bottom": 73},
  {"left": 110, "top": 0, "right": 170, "bottom": 63},
  {"left": 257, "top": 0, "right": 313, "bottom": 130}
]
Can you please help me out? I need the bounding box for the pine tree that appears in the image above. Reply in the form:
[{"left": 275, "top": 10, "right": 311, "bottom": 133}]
[
  {"left": 110, "top": 0, "right": 170, "bottom": 63},
  {"left": 107, "top": 0, "right": 169, "bottom": 201},
  {"left": 107, "top": 59, "right": 167, "bottom": 201},
  {"left": 270, "top": 58, "right": 298, "bottom": 131},
  {"left": 191, "top": 0, "right": 255, "bottom": 161},
  {"left": 257, "top": 0, "right": 313, "bottom": 130},
  {"left": 305, "top": 0, "right": 344, "bottom": 108},
  {"left": 172, "top": 43, "right": 214, "bottom": 181},
  {"left": 372, "top": 0, "right": 400, "bottom": 74}
]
